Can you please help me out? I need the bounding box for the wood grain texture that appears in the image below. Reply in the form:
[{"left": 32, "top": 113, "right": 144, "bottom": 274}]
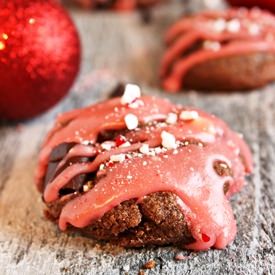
[{"left": 0, "top": 2, "right": 274, "bottom": 274}]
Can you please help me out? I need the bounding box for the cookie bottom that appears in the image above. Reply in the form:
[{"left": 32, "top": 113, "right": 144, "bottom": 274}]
[
  {"left": 183, "top": 53, "right": 275, "bottom": 91},
  {"left": 45, "top": 192, "right": 194, "bottom": 247}
]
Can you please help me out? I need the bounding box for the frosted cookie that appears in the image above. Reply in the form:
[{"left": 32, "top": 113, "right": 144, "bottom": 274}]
[
  {"left": 36, "top": 84, "right": 253, "bottom": 250},
  {"left": 160, "top": 8, "right": 275, "bottom": 92}
]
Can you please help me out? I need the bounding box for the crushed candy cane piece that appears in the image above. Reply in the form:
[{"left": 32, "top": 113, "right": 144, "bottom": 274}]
[
  {"left": 124, "top": 113, "right": 139, "bottom": 130},
  {"left": 121, "top": 83, "right": 141, "bottom": 105},
  {"left": 161, "top": 131, "right": 177, "bottom": 150}
]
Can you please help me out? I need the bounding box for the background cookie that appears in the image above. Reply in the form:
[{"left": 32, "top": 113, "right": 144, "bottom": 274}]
[{"left": 161, "top": 8, "right": 275, "bottom": 92}]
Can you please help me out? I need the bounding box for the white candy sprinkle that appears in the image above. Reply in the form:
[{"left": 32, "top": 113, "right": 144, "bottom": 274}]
[
  {"left": 83, "top": 181, "right": 93, "bottom": 192},
  {"left": 128, "top": 99, "right": 144, "bottom": 109},
  {"left": 119, "top": 141, "right": 131, "bottom": 148},
  {"left": 213, "top": 18, "right": 227, "bottom": 33},
  {"left": 126, "top": 154, "right": 133, "bottom": 159},
  {"left": 180, "top": 110, "right": 199, "bottom": 121},
  {"left": 124, "top": 113, "right": 139, "bottom": 130},
  {"left": 148, "top": 151, "right": 156, "bottom": 157},
  {"left": 81, "top": 140, "right": 92, "bottom": 146},
  {"left": 121, "top": 83, "right": 141, "bottom": 105},
  {"left": 101, "top": 141, "right": 115, "bottom": 151},
  {"left": 161, "top": 131, "right": 177, "bottom": 150},
  {"left": 139, "top": 144, "right": 150, "bottom": 154},
  {"left": 248, "top": 23, "right": 260, "bottom": 35},
  {"left": 208, "top": 125, "right": 216, "bottom": 135},
  {"left": 203, "top": 40, "right": 221, "bottom": 51},
  {"left": 155, "top": 147, "right": 163, "bottom": 154},
  {"left": 127, "top": 175, "right": 133, "bottom": 179},
  {"left": 220, "top": 162, "right": 229, "bottom": 169},
  {"left": 227, "top": 140, "right": 235, "bottom": 147},
  {"left": 83, "top": 185, "right": 89, "bottom": 192},
  {"left": 99, "top": 164, "right": 105, "bottom": 171},
  {"left": 166, "top": 112, "right": 178, "bottom": 124},
  {"left": 143, "top": 161, "right": 148, "bottom": 166},
  {"left": 227, "top": 19, "right": 241, "bottom": 33},
  {"left": 110, "top": 154, "right": 125, "bottom": 163}
]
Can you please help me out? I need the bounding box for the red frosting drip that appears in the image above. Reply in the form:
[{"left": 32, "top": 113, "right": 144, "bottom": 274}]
[
  {"left": 160, "top": 8, "right": 275, "bottom": 92},
  {"left": 36, "top": 95, "right": 253, "bottom": 251}
]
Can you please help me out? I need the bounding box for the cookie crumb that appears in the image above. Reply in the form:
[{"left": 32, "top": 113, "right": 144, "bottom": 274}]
[{"left": 142, "top": 259, "right": 156, "bottom": 269}]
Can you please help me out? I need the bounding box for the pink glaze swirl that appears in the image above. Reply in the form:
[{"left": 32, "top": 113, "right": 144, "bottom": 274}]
[
  {"left": 36, "top": 95, "right": 253, "bottom": 251},
  {"left": 160, "top": 8, "right": 275, "bottom": 92}
]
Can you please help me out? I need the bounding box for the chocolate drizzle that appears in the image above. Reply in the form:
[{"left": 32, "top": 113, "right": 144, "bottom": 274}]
[
  {"left": 36, "top": 94, "right": 252, "bottom": 251},
  {"left": 160, "top": 8, "right": 275, "bottom": 92}
]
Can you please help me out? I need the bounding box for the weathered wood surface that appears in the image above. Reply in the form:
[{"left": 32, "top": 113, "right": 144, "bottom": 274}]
[{"left": 0, "top": 2, "right": 274, "bottom": 275}]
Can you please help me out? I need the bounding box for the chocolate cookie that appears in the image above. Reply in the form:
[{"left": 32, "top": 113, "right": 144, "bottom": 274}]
[
  {"left": 160, "top": 8, "right": 275, "bottom": 92},
  {"left": 36, "top": 84, "right": 253, "bottom": 250}
]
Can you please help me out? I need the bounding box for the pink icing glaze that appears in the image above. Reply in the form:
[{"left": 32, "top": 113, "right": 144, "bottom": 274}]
[
  {"left": 35, "top": 96, "right": 172, "bottom": 191},
  {"left": 56, "top": 144, "right": 98, "bottom": 172},
  {"left": 36, "top": 95, "right": 253, "bottom": 251},
  {"left": 160, "top": 8, "right": 275, "bottom": 92}
]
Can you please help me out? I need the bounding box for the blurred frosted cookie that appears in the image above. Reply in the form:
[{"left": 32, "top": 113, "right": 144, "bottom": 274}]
[{"left": 160, "top": 8, "right": 275, "bottom": 92}]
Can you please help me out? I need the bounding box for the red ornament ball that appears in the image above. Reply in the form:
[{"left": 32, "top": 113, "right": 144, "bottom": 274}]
[
  {"left": 0, "top": 0, "right": 81, "bottom": 120},
  {"left": 227, "top": 0, "right": 275, "bottom": 13}
]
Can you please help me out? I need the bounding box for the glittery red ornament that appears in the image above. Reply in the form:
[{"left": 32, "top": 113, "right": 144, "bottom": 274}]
[
  {"left": 227, "top": 0, "right": 275, "bottom": 13},
  {"left": 0, "top": 0, "right": 81, "bottom": 120}
]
